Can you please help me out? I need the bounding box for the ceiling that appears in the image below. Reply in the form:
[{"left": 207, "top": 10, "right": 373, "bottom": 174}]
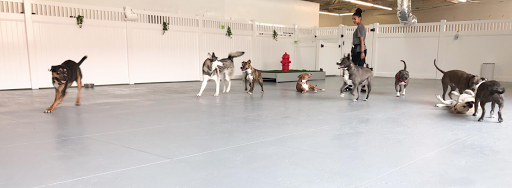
[{"left": 303, "top": 0, "right": 477, "bottom": 14}]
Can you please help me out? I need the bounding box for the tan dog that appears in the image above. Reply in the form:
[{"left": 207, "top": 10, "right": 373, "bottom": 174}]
[
  {"left": 296, "top": 73, "right": 325, "bottom": 93},
  {"left": 241, "top": 60, "right": 264, "bottom": 95}
]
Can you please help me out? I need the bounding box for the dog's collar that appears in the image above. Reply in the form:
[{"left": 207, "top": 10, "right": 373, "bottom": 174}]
[
  {"left": 298, "top": 80, "right": 308, "bottom": 84},
  {"left": 398, "top": 75, "right": 408, "bottom": 83}
]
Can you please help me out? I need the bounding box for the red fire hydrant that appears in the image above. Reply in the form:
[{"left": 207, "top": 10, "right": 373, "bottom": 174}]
[{"left": 281, "top": 53, "right": 291, "bottom": 72}]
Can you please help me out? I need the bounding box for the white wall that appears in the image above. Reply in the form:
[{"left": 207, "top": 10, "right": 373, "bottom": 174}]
[
  {"left": 46, "top": 0, "right": 320, "bottom": 27},
  {"left": 322, "top": 0, "right": 512, "bottom": 26}
]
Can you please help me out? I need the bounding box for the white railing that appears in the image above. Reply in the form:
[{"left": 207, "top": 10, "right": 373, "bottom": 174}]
[
  {"left": 256, "top": 23, "right": 295, "bottom": 34},
  {"left": 298, "top": 27, "right": 314, "bottom": 36},
  {"left": 445, "top": 20, "right": 512, "bottom": 32},
  {"left": 134, "top": 10, "right": 198, "bottom": 27},
  {"left": 316, "top": 27, "right": 338, "bottom": 36},
  {"left": 202, "top": 18, "right": 252, "bottom": 31},
  {"left": 379, "top": 23, "right": 440, "bottom": 34},
  {"left": 0, "top": 0, "right": 23, "bottom": 14},
  {"left": 31, "top": 0, "right": 124, "bottom": 21}
]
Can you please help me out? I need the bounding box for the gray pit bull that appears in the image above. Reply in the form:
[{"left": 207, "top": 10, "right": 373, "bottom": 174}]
[
  {"left": 337, "top": 54, "right": 373, "bottom": 102},
  {"left": 434, "top": 59, "right": 484, "bottom": 100},
  {"left": 395, "top": 60, "right": 409, "bottom": 97},
  {"left": 473, "top": 80, "right": 506, "bottom": 123}
]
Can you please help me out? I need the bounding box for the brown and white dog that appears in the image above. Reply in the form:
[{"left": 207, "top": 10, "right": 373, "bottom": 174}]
[
  {"left": 241, "top": 60, "right": 264, "bottom": 95},
  {"left": 296, "top": 73, "right": 325, "bottom": 93},
  {"left": 45, "top": 56, "right": 87, "bottom": 113}
]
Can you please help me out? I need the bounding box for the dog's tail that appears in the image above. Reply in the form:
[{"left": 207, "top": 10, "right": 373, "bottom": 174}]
[
  {"left": 433, "top": 59, "right": 445, "bottom": 74},
  {"left": 365, "top": 63, "right": 374, "bottom": 71},
  {"left": 401, "top": 60, "right": 407, "bottom": 70},
  {"left": 492, "top": 87, "right": 506, "bottom": 95},
  {"left": 77, "top": 56, "right": 88, "bottom": 66},
  {"left": 228, "top": 51, "right": 245, "bottom": 59}
]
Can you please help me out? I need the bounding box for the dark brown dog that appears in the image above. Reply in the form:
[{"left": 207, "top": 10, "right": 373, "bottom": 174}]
[
  {"left": 473, "top": 80, "right": 505, "bottom": 122},
  {"left": 434, "top": 59, "right": 483, "bottom": 100},
  {"left": 45, "top": 56, "right": 87, "bottom": 113},
  {"left": 241, "top": 60, "right": 264, "bottom": 95},
  {"left": 296, "top": 73, "right": 325, "bottom": 93}
]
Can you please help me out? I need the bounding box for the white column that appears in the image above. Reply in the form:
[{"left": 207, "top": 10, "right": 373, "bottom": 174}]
[
  {"left": 371, "top": 23, "right": 379, "bottom": 72},
  {"left": 23, "top": 0, "right": 38, "bottom": 89},
  {"left": 436, "top": 20, "right": 447, "bottom": 79},
  {"left": 126, "top": 21, "right": 135, "bottom": 84}
]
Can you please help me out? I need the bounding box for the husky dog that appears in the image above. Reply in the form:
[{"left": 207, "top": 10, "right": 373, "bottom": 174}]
[{"left": 197, "top": 51, "right": 245, "bottom": 97}]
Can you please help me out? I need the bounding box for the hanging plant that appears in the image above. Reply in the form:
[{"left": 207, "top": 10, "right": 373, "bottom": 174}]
[
  {"left": 226, "top": 26, "right": 233, "bottom": 38},
  {"left": 76, "top": 15, "right": 84, "bottom": 28},
  {"left": 294, "top": 40, "right": 299, "bottom": 44},
  {"left": 163, "top": 22, "right": 169, "bottom": 35},
  {"left": 221, "top": 25, "right": 225, "bottom": 29},
  {"left": 273, "top": 30, "right": 278, "bottom": 41}
]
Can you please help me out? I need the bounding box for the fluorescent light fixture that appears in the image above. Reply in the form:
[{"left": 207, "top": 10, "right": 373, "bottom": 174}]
[
  {"left": 458, "top": 0, "right": 467, "bottom": 2},
  {"left": 319, "top": 11, "right": 353, "bottom": 16},
  {"left": 346, "top": 0, "right": 393, "bottom": 10},
  {"left": 319, "top": 11, "right": 340, "bottom": 16}
]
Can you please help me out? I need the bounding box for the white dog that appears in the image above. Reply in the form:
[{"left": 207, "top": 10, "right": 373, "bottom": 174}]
[
  {"left": 436, "top": 90, "right": 476, "bottom": 114},
  {"left": 436, "top": 80, "right": 486, "bottom": 114}
]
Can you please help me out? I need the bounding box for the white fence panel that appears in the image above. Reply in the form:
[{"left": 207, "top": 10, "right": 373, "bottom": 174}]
[
  {"left": 318, "top": 41, "right": 341, "bottom": 76},
  {"left": 32, "top": 18, "right": 129, "bottom": 87},
  {"left": 440, "top": 20, "right": 512, "bottom": 82},
  {"left": 0, "top": 12, "right": 31, "bottom": 90},
  {"left": 128, "top": 23, "right": 200, "bottom": 83},
  {"left": 375, "top": 23, "right": 440, "bottom": 79}
]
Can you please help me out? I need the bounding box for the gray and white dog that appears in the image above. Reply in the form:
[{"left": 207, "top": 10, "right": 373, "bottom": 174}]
[
  {"left": 197, "top": 51, "right": 245, "bottom": 97},
  {"left": 336, "top": 54, "right": 373, "bottom": 102},
  {"left": 473, "top": 80, "right": 506, "bottom": 122},
  {"left": 395, "top": 60, "right": 409, "bottom": 97}
]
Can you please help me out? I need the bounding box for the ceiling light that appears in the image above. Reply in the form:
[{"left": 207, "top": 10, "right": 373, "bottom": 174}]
[
  {"left": 319, "top": 12, "right": 353, "bottom": 16},
  {"left": 319, "top": 11, "right": 341, "bottom": 16},
  {"left": 458, "top": 0, "right": 467, "bottom": 2},
  {"left": 346, "top": 0, "right": 393, "bottom": 10}
]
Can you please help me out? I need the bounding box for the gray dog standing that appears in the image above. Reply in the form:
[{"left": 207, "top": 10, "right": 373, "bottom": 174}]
[
  {"left": 473, "top": 80, "right": 505, "bottom": 123},
  {"left": 336, "top": 54, "right": 373, "bottom": 102},
  {"left": 395, "top": 60, "right": 409, "bottom": 97},
  {"left": 434, "top": 59, "right": 483, "bottom": 100}
]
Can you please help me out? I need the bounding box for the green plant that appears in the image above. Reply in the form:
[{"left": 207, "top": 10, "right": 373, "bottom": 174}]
[
  {"left": 163, "top": 22, "right": 169, "bottom": 35},
  {"left": 273, "top": 30, "right": 278, "bottom": 41},
  {"left": 226, "top": 26, "right": 232, "bottom": 38},
  {"left": 294, "top": 40, "right": 299, "bottom": 44},
  {"left": 221, "top": 25, "right": 225, "bottom": 29},
  {"left": 76, "top": 15, "right": 84, "bottom": 28}
]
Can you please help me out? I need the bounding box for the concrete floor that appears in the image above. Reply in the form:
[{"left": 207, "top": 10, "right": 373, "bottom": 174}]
[{"left": 0, "top": 77, "right": 511, "bottom": 188}]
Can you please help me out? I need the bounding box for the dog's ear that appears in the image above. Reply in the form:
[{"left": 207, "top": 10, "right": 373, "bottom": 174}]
[
  {"left": 50, "top": 66, "right": 58, "bottom": 72},
  {"left": 480, "top": 77, "right": 487, "bottom": 81},
  {"left": 347, "top": 54, "right": 351, "bottom": 61},
  {"left": 208, "top": 53, "right": 212, "bottom": 59},
  {"left": 247, "top": 60, "right": 251, "bottom": 64},
  {"left": 212, "top": 53, "right": 216, "bottom": 58}
]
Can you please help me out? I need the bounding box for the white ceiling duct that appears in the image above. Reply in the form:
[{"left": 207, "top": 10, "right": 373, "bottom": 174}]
[{"left": 397, "top": 0, "right": 417, "bottom": 26}]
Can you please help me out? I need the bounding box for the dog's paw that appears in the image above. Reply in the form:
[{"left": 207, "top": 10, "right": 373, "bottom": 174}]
[
  {"left": 248, "top": 92, "right": 253, "bottom": 95},
  {"left": 499, "top": 118, "right": 503, "bottom": 123},
  {"left": 364, "top": 99, "right": 368, "bottom": 101},
  {"left": 340, "top": 94, "right": 345, "bottom": 98},
  {"left": 314, "top": 91, "right": 318, "bottom": 93},
  {"left": 75, "top": 103, "right": 81, "bottom": 106},
  {"left": 214, "top": 93, "right": 219, "bottom": 97},
  {"left": 353, "top": 99, "right": 358, "bottom": 102},
  {"left": 321, "top": 89, "right": 326, "bottom": 91},
  {"left": 44, "top": 108, "right": 53, "bottom": 113},
  {"left": 472, "top": 113, "right": 477, "bottom": 116},
  {"left": 478, "top": 118, "right": 484, "bottom": 122},
  {"left": 490, "top": 114, "right": 495, "bottom": 118},
  {"left": 196, "top": 94, "right": 202, "bottom": 97},
  {"left": 401, "top": 93, "right": 406, "bottom": 96}
]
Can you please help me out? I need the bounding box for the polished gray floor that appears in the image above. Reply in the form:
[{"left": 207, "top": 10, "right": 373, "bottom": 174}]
[{"left": 0, "top": 77, "right": 510, "bottom": 188}]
